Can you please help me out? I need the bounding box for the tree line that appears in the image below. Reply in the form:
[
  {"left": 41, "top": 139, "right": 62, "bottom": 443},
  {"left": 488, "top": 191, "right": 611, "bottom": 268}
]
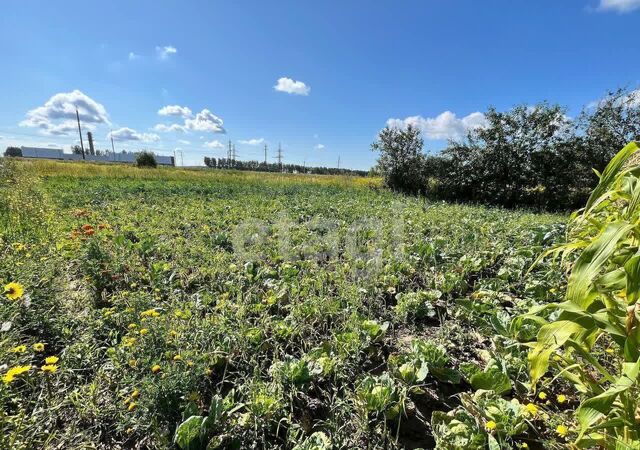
[
  {"left": 372, "top": 88, "right": 640, "bottom": 210},
  {"left": 203, "top": 157, "right": 368, "bottom": 176}
]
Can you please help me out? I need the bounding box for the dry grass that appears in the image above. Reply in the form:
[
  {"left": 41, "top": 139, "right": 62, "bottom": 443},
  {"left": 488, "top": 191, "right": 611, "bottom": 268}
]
[{"left": 14, "top": 158, "right": 381, "bottom": 189}]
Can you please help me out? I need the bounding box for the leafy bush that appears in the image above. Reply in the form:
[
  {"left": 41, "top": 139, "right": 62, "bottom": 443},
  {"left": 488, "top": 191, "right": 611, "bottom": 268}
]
[
  {"left": 136, "top": 151, "right": 158, "bottom": 168},
  {"left": 371, "top": 124, "right": 427, "bottom": 195},
  {"left": 4, "top": 146, "right": 22, "bottom": 157}
]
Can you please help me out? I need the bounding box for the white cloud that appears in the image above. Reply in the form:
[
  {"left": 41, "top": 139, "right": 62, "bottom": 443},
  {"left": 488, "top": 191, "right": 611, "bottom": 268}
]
[
  {"left": 204, "top": 140, "right": 224, "bottom": 149},
  {"left": 387, "top": 111, "right": 488, "bottom": 141},
  {"left": 20, "top": 90, "right": 110, "bottom": 135},
  {"left": 274, "top": 77, "right": 310, "bottom": 96},
  {"left": 156, "top": 45, "right": 177, "bottom": 60},
  {"left": 158, "top": 105, "right": 192, "bottom": 118},
  {"left": 315, "top": 144, "right": 325, "bottom": 150},
  {"left": 178, "top": 139, "right": 191, "bottom": 145},
  {"left": 598, "top": 0, "right": 640, "bottom": 12},
  {"left": 109, "top": 127, "right": 160, "bottom": 143},
  {"left": 238, "top": 138, "right": 264, "bottom": 145},
  {"left": 154, "top": 123, "right": 188, "bottom": 133},
  {"left": 185, "top": 109, "right": 225, "bottom": 133},
  {"left": 128, "top": 52, "right": 140, "bottom": 61}
]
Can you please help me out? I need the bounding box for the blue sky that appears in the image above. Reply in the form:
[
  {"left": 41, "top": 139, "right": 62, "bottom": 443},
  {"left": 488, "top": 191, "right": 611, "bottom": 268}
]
[{"left": 1, "top": 0, "right": 639, "bottom": 169}]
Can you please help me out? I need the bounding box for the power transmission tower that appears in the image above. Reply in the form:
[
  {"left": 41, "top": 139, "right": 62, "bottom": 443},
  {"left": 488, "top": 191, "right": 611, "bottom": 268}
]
[
  {"left": 264, "top": 144, "right": 268, "bottom": 165},
  {"left": 227, "top": 140, "right": 232, "bottom": 166},
  {"left": 275, "top": 143, "right": 283, "bottom": 171},
  {"left": 232, "top": 144, "right": 237, "bottom": 165},
  {"left": 76, "top": 107, "right": 85, "bottom": 159},
  {"left": 337, "top": 155, "right": 341, "bottom": 169}
]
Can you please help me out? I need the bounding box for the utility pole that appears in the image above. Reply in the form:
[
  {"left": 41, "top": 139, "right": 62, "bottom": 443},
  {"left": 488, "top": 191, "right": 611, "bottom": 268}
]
[
  {"left": 76, "top": 107, "right": 85, "bottom": 159},
  {"left": 337, "top": 155, "right": 341, "bottom": 169},
  {"left": 87, "top": 132, "right": 95, "bottom": 156},
  {"left": 264, "top": 144, "right": 268, "bottom": 165},
  {"left": 275, "top": 143, "right": 283, "bottom": 172}
]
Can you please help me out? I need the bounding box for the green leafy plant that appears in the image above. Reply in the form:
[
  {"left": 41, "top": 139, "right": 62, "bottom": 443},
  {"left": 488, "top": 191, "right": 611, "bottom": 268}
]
[{"left": 526, "top": 142, "right": 640, "bottom": 446}]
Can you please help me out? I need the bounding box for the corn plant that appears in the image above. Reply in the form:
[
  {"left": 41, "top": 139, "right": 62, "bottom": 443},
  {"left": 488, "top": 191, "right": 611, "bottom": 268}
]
[{"left": 526, "top": 142, "right": 640, "bottom": 447}]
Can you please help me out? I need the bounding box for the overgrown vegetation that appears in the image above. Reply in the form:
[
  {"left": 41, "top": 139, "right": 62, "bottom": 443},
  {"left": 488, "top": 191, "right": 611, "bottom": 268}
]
[
  {"left": 373, "top": 88, "right": 640, "bottom": 210},
  {"left": 2, "top": 140, "right": 639, "bottom": 449},
  {"left": 136, "top": 151, "right": 158, "bottom": 168}
]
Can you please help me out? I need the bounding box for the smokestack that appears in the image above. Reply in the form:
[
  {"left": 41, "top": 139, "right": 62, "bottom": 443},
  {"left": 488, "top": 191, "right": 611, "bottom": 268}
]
[{"left": 87, "top": 132, "right": 95, "bottom": 155}]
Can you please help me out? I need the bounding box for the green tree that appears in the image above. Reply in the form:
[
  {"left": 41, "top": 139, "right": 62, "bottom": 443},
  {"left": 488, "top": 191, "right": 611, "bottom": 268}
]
[
  {"left": 371, "top": 124, "right": 427, "bottom": 195},
  {"left": 136, "top": 151, "right": 157, "bottom": 168},
  {"left": 4, "top": 147, "right": 22, "bottom": 157}
]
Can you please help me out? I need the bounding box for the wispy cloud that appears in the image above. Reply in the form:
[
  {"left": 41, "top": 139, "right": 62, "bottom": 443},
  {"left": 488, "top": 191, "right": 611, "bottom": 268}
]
[
  {"left": 204, "top": 140, "right": 224, "bottom": 149},
  {"left": 274, "top": 77, "right": 310, "bottom": 96},
  {"left": 109, "top": 127, "right": 160, "bottom": 142},
  {"left": 156, "top": 45, "right": 177, "bottom": 60},
  {"left": 128, "top": 52, "right": 140, "bottom": 61},
  {"left": 238, "top": 138, "right": 265, "bottom": 145},
  {"left": 597, "top": 0, "right": 640, "bottom": 12},
  {"left": 315, "top": 144, "right": 325, "bottom": 150}
]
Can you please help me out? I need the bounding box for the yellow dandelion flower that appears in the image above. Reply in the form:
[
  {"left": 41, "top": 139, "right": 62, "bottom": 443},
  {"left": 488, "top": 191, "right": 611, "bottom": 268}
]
[
  {"left": 606, "top": 347, "right": 614, "bottom": 354},
  {"left": 41, "top": 364, "right": 58, "bottom": 374},
  {"left": 151, "top": 364, "right": 161, "bottom": 374},
  {"left": 525, "top": 403, "right": 538, "bottom": 416},
  {"left": 45, "top": 356, "right": 59, "bottom": 365},
  {"left": 140, "top": 309, "right": 160, "bottom": 318},
  {"left": 33, "top": 343, "right": 45, "bottom": 352},
  {"left": 173, "top": 354, "right": 182, "bottom": 361},
  {"left": 12, "top": 345, "right": 27, "bottom": 353},
  {"left": 4, "top": 282, "right": 24, "bottom": 301},
  {"left": 128, "top": 323, "right": 137, "bottom": 330},
  {"left": 127, "top": 402, "right": 137, "bottom": 411},
  {"left": 139, "top": 328, "right": 149, "bottom": 336},
  {"left": 485, "top": 420, "right": 497, "bottom": 431},
  {"left": 128, "top": 359, "right": 138, "bottom": 368},
  {"left": 2, "top": 365, "right": 31, "bottom": 384},
  {"left": 131, "top": 389, "right": 140, "bottom": 399},
  {"left": 520, "top": 444, "right": 529, "bottom": 449},
  {"left": 557, "top": 394, "right": 567, "bottom": 404},
  {"left": 538, "top": 392, "right": 547, "bottom": 400},
  {"left": 556, "top": 424, "right": 568, "bottom": 437}
]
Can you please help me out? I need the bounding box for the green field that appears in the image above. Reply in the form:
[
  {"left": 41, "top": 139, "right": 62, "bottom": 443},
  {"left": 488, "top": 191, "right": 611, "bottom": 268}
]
[{"left": 1, "top": 160, "right": 572, "bottom": 449}]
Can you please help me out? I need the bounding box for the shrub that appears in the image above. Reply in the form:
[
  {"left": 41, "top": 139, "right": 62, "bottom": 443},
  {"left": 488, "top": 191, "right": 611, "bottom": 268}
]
[
  {"left": 371, "top": 124, "right": 427, "bottom": 195},
  {"left": 4, "top": 146, "right": 22, "bottom": 157},
  {"left": 136, "top": 151, "right": 157, "bottom": 168}
]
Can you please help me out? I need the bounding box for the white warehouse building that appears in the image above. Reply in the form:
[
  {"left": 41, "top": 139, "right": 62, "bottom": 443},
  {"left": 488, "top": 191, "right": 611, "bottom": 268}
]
[{"left": 19, "top": 147, "right": 175, "bottom": 166}]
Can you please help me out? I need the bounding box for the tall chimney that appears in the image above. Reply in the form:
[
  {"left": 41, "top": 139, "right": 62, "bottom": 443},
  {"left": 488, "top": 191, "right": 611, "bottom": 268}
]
[{"left": 87, "top": 132, "right": 95, "bottom": 155}]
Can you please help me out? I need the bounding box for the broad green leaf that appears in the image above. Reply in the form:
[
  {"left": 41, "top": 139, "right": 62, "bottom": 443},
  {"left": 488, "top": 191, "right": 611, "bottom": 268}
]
[
  {"left": 566, "top": 222, "right": 633, "bottom": 309},
  {"left": 174, "top": 415, "right": 205, "bottom": 450},
  {"left": 585, "top": 142, "right": 640, "bottom": 213},
  {"left": 529, "top": 320, "right": 585, "bottom": 386},
  {"left": 576, "top": 359, "right": 640, "bottom": 438},
  {"left": 469, "top": 369, "right": 512, "bottom": 395}
]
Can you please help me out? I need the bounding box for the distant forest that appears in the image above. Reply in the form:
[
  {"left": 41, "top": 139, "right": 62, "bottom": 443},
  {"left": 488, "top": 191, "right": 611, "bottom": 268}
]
[{"left": 204, "top": 156, "right": 368, "bottom": 176}]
